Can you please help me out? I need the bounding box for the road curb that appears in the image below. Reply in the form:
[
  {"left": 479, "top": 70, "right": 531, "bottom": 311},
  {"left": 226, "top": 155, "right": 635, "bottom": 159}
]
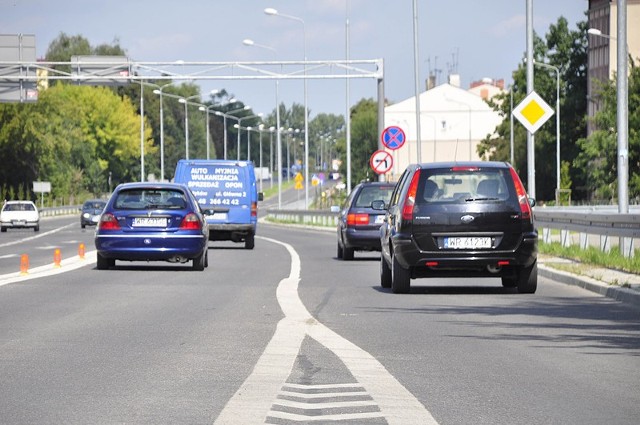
[{"left": 538, "top": 264, "right": 640, "bottom": 307}]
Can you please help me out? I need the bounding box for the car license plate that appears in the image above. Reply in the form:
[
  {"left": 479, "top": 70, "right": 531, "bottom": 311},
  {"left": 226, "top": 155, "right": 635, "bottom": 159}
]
[
  {"left": 444, "top": 237, "right": 492, "bottom": 249},
  {"left": 374, "top": 215, "right": 385, "bottom": 224},
  {"left": 132, "top": 217, "right": 167, "bottom": 227},
  {"left": 13, "top": 220, "right": 26, "bottom": 225},
  {"left": 209, "top": 212, "right": 227, "bottom": 220}
]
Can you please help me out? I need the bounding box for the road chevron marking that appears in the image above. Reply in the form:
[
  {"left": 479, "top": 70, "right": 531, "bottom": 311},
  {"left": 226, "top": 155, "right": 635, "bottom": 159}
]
[{"left": 213, "top": 236, "right": 439, "bottom": 425}]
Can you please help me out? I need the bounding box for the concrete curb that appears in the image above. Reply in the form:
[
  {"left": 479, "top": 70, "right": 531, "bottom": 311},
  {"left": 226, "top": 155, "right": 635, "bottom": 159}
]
[{"left": 538, "top": 264, "right": 640, "bottom": 307}]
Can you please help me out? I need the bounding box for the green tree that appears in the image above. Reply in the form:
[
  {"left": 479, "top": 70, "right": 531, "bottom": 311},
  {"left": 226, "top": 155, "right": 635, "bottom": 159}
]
[
  {"left": 478, "top": 17, "right": 587, "bottom": 202},
  {"left": 336, "top": 98, "right": 378, "bottom": 188},
  {"left": 575, "top": 59, "right": 640, "bottom": 202}
]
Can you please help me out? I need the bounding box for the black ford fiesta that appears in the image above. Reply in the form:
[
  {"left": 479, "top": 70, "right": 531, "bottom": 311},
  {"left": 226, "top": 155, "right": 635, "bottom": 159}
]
[{"left": 378, "top": 162, "right": 538, "bottom": 294}]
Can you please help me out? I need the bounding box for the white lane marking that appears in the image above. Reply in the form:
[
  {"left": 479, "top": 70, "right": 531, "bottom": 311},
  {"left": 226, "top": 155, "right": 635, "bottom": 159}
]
[
  {"left": 0, "top": 223, "right": 76, "bottom": 248},
  {"left": 213, "top": 236, "right": 438, "bottom": 425},
  {"left": 0, "top": 254, "right": 18, "bottom": 259},
  {"left": 0, "top": 251, "right": 97, "bottom": 287},
  {"left": 266, "top": 411, "right": 386, "bottom": 422}
]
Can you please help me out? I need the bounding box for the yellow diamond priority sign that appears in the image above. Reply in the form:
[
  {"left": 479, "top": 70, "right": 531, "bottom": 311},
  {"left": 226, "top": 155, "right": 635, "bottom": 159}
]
[{"left": 512, "top": 91, "right": 554, "bottom": 134}]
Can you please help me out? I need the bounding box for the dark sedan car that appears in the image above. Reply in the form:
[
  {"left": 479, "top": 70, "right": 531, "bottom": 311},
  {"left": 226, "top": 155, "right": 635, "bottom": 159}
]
[
  {"left": 337, "top": 181, "right": 395, "bottom": 260},
  {"left": 80, "top": 199, "right": 106, "bottom": 228},
  {"left": 378, "top": 162, "right": 537, "bottom": 294},
  {"left": 94, "top": 182, "right": 209, "bottom": 271}
]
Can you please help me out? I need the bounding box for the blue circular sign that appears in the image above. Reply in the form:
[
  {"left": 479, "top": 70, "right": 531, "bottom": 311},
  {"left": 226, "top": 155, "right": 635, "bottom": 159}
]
[{"left": 381, "top": 126, "right": 406, "bottom": 150}]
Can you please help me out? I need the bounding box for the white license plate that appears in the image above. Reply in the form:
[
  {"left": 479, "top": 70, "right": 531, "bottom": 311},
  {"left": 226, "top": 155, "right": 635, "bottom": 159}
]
[
  {"left": 374, "top": 215, "right": 385, "bottom": 224},
  {"left": 209, "top": 213, "right": 227, "bottom": 221},
  {"left": 132, "top": 217, "right": 167, "bottom": 227},
  {"left": 444, "top": 237, "right": 492, "bottom": 249}
]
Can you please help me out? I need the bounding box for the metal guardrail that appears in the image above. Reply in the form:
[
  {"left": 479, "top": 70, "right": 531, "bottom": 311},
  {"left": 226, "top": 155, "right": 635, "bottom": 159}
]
[
  {"left": 40, "top": 205, "right": 81, "bottom": 217},
  {"left": 265, "top": 206, "right": 640, "bottom": 256},
  {"left": 265, "top": 209, "right": 339, "bottom": 227},
  {"left": 534, "top": 209, "right": 640, "bottom": 239}
]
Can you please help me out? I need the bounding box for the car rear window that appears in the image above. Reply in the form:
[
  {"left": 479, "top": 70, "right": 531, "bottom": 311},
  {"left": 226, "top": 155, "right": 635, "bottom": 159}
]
[
  {"left": 3, "top": 202, "right": 35, "bottom": 211},
  {"left": 114, "top": 189, "right": 187, "bottom": 210},
  {"left": 84, "top": 202, "right": 106, "bottom": 210},
  {"left": 417, "top": 167, "right": 513, "bottom": 204},
  {"left": 354, "top": 185, "right": 395, "bottom": 208}
]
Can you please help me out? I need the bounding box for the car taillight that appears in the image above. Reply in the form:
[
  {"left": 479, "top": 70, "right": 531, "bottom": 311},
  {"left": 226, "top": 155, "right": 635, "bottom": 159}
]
[
  {"left": 347, "top": 213, "right": 369, "bottom": 226},
  {"left": 402, "top": 169, "right": 421, "bottom": 221},
  {"left": 509, "top": 167, "right": 532, "bottom": 221},
  {"left": 251, "top": 201, "right": 258, "bottom": 217},
  {"left": 98, "top": 213, "right": 121, "bottom": 230},
  {"left": 180, "top": 213, "right": 202, "bottom": 230}
]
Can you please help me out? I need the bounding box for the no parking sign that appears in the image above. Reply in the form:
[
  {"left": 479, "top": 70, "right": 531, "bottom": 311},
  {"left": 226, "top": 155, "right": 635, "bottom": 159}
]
[{"left": 381, "top": 126, "right": 406, "bottom": 150}]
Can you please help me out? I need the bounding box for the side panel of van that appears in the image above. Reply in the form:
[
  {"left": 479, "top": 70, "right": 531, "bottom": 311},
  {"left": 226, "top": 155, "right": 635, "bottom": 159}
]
[{"left": 174, "top": 160, "right": 258, "bottom": 248}]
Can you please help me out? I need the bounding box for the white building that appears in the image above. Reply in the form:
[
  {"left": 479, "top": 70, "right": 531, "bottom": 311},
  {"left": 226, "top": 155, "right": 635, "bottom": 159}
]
[{"left": 384, "top": 76, "right": 504, "bottom": 181}]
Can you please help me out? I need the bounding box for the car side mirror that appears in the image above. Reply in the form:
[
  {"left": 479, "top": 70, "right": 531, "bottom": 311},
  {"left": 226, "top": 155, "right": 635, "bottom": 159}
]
[
  {"left": 258, "top": 192, "right": 264, "bottom": 201},
  {"left": 371, "top": 200, "right": 386, "bottom": 210},
  {"left": 529, "top": 198, "right": 536, "bottom": 208}
]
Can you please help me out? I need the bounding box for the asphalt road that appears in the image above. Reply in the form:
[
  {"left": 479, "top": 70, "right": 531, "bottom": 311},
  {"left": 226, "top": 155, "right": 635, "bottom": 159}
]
[{"left": 0, "top": 216, "right": 639, "bottom": 424}]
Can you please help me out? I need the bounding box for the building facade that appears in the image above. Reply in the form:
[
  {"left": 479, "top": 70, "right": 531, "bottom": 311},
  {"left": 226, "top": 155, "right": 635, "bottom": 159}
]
[
  {"left": 383, "top": 76, "right": 504, "bottom": 181},
  {"left": 587, "top": 0, "right": 640, "bottom": 134}
]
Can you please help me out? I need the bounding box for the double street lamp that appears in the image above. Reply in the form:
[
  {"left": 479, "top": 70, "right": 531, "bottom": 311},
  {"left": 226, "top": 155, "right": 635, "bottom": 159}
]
[
  {"left": 152, "top": 83, "right": 175, "bottom": 181},
  {"left": 265, "top": 7, "right": 309, "bottom": 209},
  {"left": 216, "top": 105, "right": 251, "bottom": 160},
  {"left": 242, "top": 37, "right": 283, "bottom": 207},
  {"left": 234, "top": 113, "right": 263, "bottom": 160},
  {"left": 178, "top": 94, "right": 201, "bottom": 160}
]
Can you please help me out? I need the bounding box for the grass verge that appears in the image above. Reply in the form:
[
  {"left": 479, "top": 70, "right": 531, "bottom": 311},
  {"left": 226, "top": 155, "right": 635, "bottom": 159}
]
[{"left": 539, "top": 241, "right": 640, "bottom": 275}]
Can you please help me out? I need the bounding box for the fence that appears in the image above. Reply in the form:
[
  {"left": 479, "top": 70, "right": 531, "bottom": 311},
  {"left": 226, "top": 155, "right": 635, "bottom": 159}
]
[{"left": 534, "top": 207, "right": 640, "bottom": 257}]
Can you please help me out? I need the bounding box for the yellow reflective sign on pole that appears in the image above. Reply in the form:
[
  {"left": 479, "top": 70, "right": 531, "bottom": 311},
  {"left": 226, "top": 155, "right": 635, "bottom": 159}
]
[
  {"left": 512, "top": 91, "right": 554, "bottom": 134},
  {"left": 294, "top": 172, "right": 303, "bottom": 182},
  {"left": 294, "top": 181, "right": 304, "bottom": 190}
]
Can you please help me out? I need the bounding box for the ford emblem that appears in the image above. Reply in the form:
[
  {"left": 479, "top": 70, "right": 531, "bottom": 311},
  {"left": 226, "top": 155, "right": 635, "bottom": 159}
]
[{"left": 461, "top": 215, "right": 475, "bottom": 224}]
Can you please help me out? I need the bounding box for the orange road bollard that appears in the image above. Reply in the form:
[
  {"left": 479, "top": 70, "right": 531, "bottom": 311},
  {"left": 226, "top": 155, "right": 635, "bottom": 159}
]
[
  {"left": 53, "top": 248, "right": 62, "bottom": 268},
  {"left": 78, "top": 243, "right": 86, "bottom": 259},
  {"left": 20, "top": 254, "right": 29, "bottom": 275}
]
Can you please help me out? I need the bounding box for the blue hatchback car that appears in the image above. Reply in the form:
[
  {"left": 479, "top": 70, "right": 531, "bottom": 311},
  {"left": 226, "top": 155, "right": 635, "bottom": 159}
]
[{"left": 94, "top": 182, "right": 209, "bottom": 270}]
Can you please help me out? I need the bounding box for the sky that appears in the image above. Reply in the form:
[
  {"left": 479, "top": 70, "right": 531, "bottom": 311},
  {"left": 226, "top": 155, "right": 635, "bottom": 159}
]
[{"left": 1, "top": 0, "right": 589, "bottom": 119}]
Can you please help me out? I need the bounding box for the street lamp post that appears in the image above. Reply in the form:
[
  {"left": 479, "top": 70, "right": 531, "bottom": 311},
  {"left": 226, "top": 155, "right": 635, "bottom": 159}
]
[
  {"left": 235, "top": 113, "right": 263, "bottom": 161},
  {"left": 243, "top": 37, "right": 282, "bottom": 207},
  {"left": 198, "top": 90, "right": 222, "bottom": 160},
  {"left": 215, "top": 105, "right": 249, "bottom": 160},
  {"left": 178, "top": 94, "right": 201, "bottom": 160},
  {"left": 533, "top": 61, "right": 561, "bottom": 202},
  {"left": 152, "top": 83, "right": 175, "bottom": 181},
  {"left": 265, "top": 7, "right": 309, "bottom": 209}
]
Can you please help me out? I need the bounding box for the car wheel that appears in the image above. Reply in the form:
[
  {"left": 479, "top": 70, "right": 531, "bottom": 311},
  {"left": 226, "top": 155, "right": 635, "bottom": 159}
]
[
  {"left": 96, "top": 253, "right": 111, "bottom": 270},
  {"left": 380, "top": 255, "right": 392, "bottom": 288},
  {"left": 245, "top": 233, "right": 255, "bottom": 250},
  {"left": 516, "top": 261, "right": 537, "bottom": 294},
  {"left": 343, "top": 247, "right": 354, "bottom": 261},
  {"left": 192, "top": 250, "right": 206, "bottom": 271},
  {"left": 1, "top": 226, "right": 6, "bottom": 232},
  {"left": 81, "top": 223, "right": 86, "bottom": 229},
  {"left": 337, "top": 241, "right": 344, "bottom": 259},
  {"left": 391, "top": 254, "right": 411, "bottom": 294},
  {"left": 205, "top": 249, "right": 209, "bottom": 268},
  {"left": 34, "top": 225, "right": 39, "bottom": 232},
  {"left": 501, "top": 276, "right": 517, "bottom": 288}
]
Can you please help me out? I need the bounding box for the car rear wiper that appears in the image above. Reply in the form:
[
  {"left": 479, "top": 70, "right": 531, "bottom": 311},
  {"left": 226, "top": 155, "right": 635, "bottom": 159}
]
[{"left": 464, "top": 197, "right": 500, "bottom": 202}]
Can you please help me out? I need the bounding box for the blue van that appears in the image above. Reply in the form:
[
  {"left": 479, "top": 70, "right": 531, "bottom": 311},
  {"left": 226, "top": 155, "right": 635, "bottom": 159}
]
[{"left": 174, "top": 159, "right": 263, "bottom": 249}]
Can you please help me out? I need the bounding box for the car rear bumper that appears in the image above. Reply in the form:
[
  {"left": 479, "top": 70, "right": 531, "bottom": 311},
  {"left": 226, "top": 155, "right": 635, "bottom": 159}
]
[
  {"left": 392, "top": 232, "right": 538, "bottom": 276},
  {"left": 95, "top": 234, "right": 207, "bottom": 260},
  {"left": 1, "top": 220, "right": 39, "bottom": 228},
  {"left": 343, "top": 227, "right": 382, "bottom": 250}
]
